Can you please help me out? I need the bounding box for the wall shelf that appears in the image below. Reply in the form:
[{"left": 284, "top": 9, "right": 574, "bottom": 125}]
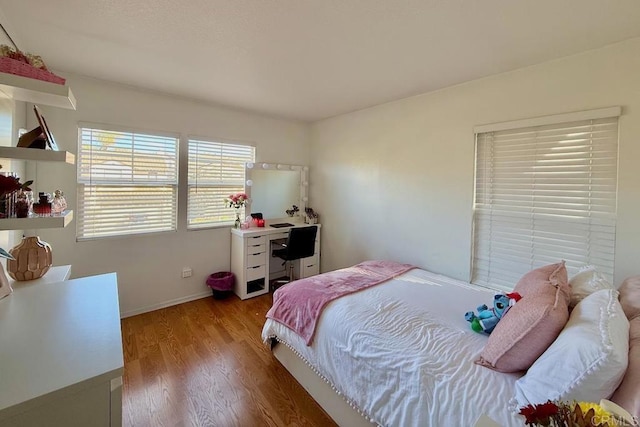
[
  {"left": 0, "top": 210, "right": 74, "bottom": 230},
  {"left": 0, "top": 73, "right": 76, "bottom": 232},
  {"left": 0, "top": 72, "right": 76, "bottom": 110},
  {"left": 0, "top": 146, "right": 75, "bottom": 164}
]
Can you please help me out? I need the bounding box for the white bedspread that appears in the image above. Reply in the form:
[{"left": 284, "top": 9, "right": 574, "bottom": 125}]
[{"left": 262, "top": 268, "right": 524, "bottom": 427}]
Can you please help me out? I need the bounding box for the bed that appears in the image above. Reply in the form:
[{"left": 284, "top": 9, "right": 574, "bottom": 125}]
[{"left": 261, "top": 261, "right": 640, "bottom": 427}]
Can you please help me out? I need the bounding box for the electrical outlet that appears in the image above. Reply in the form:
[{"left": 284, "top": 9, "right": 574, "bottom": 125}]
[{"left": 181, "top": 267, "right": 192, "bottom": 278}]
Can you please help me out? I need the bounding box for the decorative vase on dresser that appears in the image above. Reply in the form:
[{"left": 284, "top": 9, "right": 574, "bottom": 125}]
[{"left": 7, "top": 236, "right": 53, "bottom": 281}]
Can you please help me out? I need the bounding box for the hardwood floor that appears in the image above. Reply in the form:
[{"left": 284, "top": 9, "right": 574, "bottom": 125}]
[{"left": 121, "top": 293, "right": 337, "bottom": 427}]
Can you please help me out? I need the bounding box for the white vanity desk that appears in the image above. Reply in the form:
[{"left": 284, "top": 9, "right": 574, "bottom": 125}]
[{"left": 230, "top": 220, "right": 321, "bottom": 299}]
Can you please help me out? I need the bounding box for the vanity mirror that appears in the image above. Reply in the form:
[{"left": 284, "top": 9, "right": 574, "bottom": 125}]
[{"left": 245, "top": 163, "right": 308, "bottom": 220}]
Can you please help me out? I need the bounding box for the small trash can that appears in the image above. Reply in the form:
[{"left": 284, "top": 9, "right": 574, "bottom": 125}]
[{"left": 207, "top": 271, "right": 235, "bottom": 299}]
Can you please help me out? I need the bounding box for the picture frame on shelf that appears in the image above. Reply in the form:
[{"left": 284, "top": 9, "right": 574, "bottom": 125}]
[
  {"left": 33, "top": 105, "right": 58, "bottom": 151},
  {"left": 16, "top": 125, "right": 46, "bottom": 148}
]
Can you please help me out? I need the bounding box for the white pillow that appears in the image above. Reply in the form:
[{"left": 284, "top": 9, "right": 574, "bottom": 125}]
[
  {"left": 514, "top": 289, "right": 629, "bottom": 406},
  {"left": 569, "top": 265, "right": 614, "bottom": 308}
]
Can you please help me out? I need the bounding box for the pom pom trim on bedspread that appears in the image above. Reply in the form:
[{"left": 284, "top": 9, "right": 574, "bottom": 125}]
[{"left": 266, "top": 335, "right": 382, "bottom": 426}]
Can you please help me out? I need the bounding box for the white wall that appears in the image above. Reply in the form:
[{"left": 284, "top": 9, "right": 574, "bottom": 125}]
[
  {"left": 20, "top": 36, "right": 640, "bottom": 314},
  {"left": 33, "top": 74, "right": 309, "bottom": 316},
  {"left": 310, "top": 37, "right": 640, "bottom": 287}
]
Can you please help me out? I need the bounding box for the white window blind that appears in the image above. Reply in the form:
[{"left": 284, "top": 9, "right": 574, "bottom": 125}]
[
  {"left": 187, "top": 139, "right": 255, "bottom": 229},
  {"left": 77, "top": 126, "right": 179, "bottom": 239},
  {"left": 472, "top": 113, "right": 619, "bottom": 290}
]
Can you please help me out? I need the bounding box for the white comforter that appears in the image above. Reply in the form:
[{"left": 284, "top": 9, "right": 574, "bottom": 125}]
[{"left": 262, "top": 268, "right": 524, "bottom": 427}]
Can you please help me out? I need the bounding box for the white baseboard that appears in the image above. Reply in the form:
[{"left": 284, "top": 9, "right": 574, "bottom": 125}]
[{"left": 121, "top": 290, "right": 212, "bottom": 318}]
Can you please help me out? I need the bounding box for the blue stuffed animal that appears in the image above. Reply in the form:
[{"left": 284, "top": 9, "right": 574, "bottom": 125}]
[{"left": 464, "top": 292, "right": 521, "bottom": 334}]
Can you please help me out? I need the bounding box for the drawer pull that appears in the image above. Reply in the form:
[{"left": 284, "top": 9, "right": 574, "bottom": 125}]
[{"left": 245, "top": 236, "right": 266, "bottom": 247}]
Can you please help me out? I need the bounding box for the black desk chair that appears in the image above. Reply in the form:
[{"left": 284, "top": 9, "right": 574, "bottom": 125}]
[{"left": 271, "top": 226, "right": 318, "bottom": 289}]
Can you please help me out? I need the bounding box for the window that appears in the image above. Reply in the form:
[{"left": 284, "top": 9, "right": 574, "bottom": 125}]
[
  {"left": 77, "top": 125, "right": 179, "bottom": 239},
  {"left": 187, "top": 138, "right": 255, "bottom": 229},
  {"left": 472, "top": 107, "right": 620, "bottom": 290}
]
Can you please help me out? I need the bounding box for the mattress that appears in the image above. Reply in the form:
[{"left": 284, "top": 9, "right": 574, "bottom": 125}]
[{"left": 262, "top": 268, "right": 524, "bottom": 426}]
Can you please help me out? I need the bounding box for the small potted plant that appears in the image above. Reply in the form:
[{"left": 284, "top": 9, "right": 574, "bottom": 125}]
[
  {"left": 285, "top": 205, "right": 299, "bottom": 217},
  {"left": 304, "top": 207, "right": 319, "bottom": 224}
]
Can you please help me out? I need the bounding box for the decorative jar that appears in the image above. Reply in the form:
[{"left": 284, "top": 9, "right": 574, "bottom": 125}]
[
  {"left": 7, "top": 236, "right": 53, "bottom": 281},
  {"left": 32, "top": 192, "right": 52, "bottom": 216},
  {"left": 15, "top": 190, "right": 30, "bottom": 218},
  {"left": 51, "top": 189, "right": 67, "bottom": 215}
]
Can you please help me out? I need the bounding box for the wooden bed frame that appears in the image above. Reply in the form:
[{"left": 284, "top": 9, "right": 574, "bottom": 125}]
[{"left": 272, "top": 343, "right": 374, "bottom": 427}]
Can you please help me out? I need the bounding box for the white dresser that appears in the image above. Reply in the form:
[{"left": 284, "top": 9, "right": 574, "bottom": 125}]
[
  {"left": 230, "top": 222, "right": 321, "bottom": 299},
  {"left": 0, "top": 270, "right": 123, "bottom": 427}
]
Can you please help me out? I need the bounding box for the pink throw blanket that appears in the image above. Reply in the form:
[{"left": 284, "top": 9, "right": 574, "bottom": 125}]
[{"left": 266, "top": 260, "right": 415, "bottom": 345}]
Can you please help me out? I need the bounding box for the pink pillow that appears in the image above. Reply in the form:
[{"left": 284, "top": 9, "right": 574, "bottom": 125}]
[
  {"left": 476, "top": 262, "right": 570, "bottom": 373},
  {"left": 513, "top": 261, "right": 570, "bottom": 298},
  {"left": 617, "top": 276, "right": 640, "bottom": 319},
  {"left": 611, "top": 276, "right": 640, "bottom": 418},
  {"left": 610, "top": 317, "right": 640, "bottom": 419}
]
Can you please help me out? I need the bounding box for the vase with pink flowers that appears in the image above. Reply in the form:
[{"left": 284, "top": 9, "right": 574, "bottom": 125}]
[{"left": 224, "top": 192, "right": 249, "bottom": 229}]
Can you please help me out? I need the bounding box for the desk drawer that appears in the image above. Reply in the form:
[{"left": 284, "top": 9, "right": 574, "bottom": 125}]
[
  {"left": 246, "top": 243, "right": 266, "bottom": 256},
  {"left": 302, "top": 261, "right": 320, "bottom": 278},
  {"left": 246, "top": 251, "right": 266, "bottom": 268},
  {"left": 245, "top": 235, "right": 266, "bottom": 247},
  {"left": 271, "top": 232, "right": 289, "bottom": 240},
  {"left": 246, "top": 264, "right": 266, "bottom": 282},
  {"left": 303, "top": 253, "right": 319, "bottom": 265}
]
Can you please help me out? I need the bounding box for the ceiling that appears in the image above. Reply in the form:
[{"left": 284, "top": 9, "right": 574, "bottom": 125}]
[{"left": 1, "top": 1, "right": 640, "bottom": 122}]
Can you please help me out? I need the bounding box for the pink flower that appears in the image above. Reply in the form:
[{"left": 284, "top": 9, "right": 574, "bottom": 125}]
[
  {"left": 519, "top": 401, "right": 559, "bottom": 425},
  {"left": 0, "top": 175, "right": 33, "bottom": 196},
  {"left": 224, "top": 192, "right": 248, "bottom": 209}
]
